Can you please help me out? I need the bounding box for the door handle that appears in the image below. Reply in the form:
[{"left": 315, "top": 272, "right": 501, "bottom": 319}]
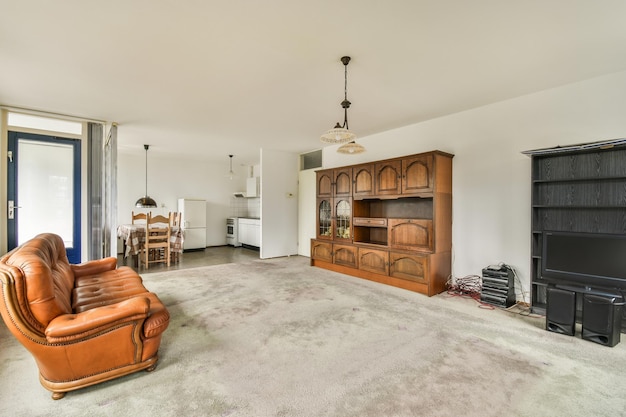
[{"left": 8, "top": 200, "right": 22, "bottom": 220}]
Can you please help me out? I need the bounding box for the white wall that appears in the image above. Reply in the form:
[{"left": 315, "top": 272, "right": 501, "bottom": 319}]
[
  {"left": 298, "top": 168, "right": 316, "bottom": 256},
  {"left": 313, "top": 70, "right": 626, "bottom": 301},
  {"left": 260, "top": 149, "right": 299, "bottom": 258},
  {"left": 117, "top": 152, "right": 248, "bottom": 248}
]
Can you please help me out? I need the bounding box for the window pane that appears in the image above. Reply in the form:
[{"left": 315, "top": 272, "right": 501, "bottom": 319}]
[{"left": 17, "top": 140, "right": 74, "bottom": 247}]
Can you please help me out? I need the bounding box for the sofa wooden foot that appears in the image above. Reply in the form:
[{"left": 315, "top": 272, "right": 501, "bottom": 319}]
[
  {"left": 52, "top": 392, "right": 66, "bottom": 400},
  {"left": 145, "top": 364, "right": 157, "bottom": 372}
]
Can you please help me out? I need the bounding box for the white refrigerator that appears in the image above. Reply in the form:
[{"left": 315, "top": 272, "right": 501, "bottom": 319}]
[{"left": 178, "top": 198, "right": 207, "bottom": 251}]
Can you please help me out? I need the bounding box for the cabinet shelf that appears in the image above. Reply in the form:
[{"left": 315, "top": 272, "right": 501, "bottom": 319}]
[
  {"left": 356, "top": 240, "right": 388, "bottom": 247},
  {"left": 533, "top": 205, "right": 626, "bottom": 209},
  {"left": 533, "top": 176, "right": 626, "bottom": 184}
]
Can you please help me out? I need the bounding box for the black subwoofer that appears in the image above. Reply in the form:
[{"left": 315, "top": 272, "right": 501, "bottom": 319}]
[
  {"left": 546, "top": 287, "right": 576, "bottom": 336},
  {"left": 582, "top": 294, "right": 623, "bottom": 347}
]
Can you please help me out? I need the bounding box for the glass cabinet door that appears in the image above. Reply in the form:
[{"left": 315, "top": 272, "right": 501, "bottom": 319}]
[
  {"left": 334, "top": 198, "right": 352, "bottom": 241},
  {"left": 317, "top": 198, "right": 332, "bottom": 239}
]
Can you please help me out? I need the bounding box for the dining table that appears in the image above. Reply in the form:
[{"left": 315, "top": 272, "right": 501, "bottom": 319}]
[{"left": 117, "top": 223, "right": 184, "bottom": 267}]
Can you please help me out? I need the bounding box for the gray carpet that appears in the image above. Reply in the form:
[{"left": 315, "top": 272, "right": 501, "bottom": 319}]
[{"left": 1, "top": 256, "right": 625, "bottom": 417}]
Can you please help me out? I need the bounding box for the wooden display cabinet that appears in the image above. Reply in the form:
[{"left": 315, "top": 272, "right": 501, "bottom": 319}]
[{"left": 311, "top": 150, "right": 453, "bottom": 297}]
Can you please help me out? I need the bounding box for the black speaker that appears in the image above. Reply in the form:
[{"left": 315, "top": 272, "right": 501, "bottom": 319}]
[
  {"left": 546, "top": 287, "right": 576, "bottom": 336},
  {"left": 582, "top": 294, "right": 623, "bottom": 347}
]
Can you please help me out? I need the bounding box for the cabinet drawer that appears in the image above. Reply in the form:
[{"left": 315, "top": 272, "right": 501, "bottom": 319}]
[
  {"left": 353, "top": 217, "right": 387, "bottom": 227},
  {"left": 388, "top": 219, "right": 433, "bottom": 252},
  {"left": 389, "top": 252, "right": 429, "bottom": 284}
]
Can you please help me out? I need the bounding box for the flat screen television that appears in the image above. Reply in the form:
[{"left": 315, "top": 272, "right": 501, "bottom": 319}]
[{"left": 542, "top": 231, "right": 626, "bottom": 290}]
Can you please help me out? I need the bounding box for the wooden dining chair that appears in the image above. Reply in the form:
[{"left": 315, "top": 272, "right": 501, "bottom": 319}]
[
  {"left": 169, "top": 211, "right": 182, "bottom": 228},
  {"left": 169, "top": 212, "right": 182, "bottom": 264},
  {"left": 141, "top": 213, "right": 171, "bottom": 269},
  {"left": 131, "top": 211, "right": 148, "bottom": 224}
]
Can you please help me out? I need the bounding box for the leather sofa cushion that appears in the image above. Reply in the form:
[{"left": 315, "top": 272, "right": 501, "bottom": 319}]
[
  {"left": 73, "top": 269, "right": 170, "bottom": 339},
  {"left": 74, "top": 266, "right": 141, "bottom": 288},
  {"left": 73, "top": 276, "right": 149, "bottom": 312}
]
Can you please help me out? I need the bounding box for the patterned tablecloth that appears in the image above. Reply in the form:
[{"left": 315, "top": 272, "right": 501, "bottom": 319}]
[{"left": 117, "top": 224, "right": 184, "bottom": 258}]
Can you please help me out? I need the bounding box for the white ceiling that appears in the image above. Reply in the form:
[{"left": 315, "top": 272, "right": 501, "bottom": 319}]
[{"left": 2, "top": 1, "right": 626, "bottom": 165}]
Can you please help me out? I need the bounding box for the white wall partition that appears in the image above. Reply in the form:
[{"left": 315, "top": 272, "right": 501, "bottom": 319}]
[{"left": 260, "top": 148, "right": 299, "bottom": 259}]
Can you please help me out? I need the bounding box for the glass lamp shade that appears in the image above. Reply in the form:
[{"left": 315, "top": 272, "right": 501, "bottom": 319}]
[
  {"left": 337, "top": 141, "right": 366, "bottom": 154},
  {"left": 320, "top": 127, "right": 356, "bottom": 144},
  {"left": 135, "top": 196, "right": 157, "bottom": 208}
]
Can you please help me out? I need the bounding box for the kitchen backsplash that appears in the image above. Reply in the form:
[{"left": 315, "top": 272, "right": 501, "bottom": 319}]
[{"left": 229, "top": 196, "right": 260, "bottom": 218}]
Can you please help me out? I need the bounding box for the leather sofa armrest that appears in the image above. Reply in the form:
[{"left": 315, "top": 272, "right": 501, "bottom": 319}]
[
  {"left": 45, "top": 297, "right": 150, "bottom": 342},
  {"left": 70, "top": 257, "right": 118, "bottom": 278}
]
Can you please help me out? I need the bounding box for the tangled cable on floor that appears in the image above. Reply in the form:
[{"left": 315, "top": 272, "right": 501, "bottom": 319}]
[
  {"left": 445, "top": 274, "right": 497, "bottom": 309},
  {"left": 446, "top": 274, "right": 482, "bottom": 299}
]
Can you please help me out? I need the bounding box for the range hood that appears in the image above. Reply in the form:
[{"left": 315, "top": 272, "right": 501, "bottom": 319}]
[{"left": 233, "top": 176, "right": 260, "bottom": 199}]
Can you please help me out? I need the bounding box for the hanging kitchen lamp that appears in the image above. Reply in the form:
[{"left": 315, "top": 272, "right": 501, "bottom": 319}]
[
  {"left": 135, "top": 144, "right": 157, "bottom": 208},
  {"left": 320, "top": 56, "right": 363, "bottom": 153},
  {"left": 226, "top": 154, "right": 237, "bottom": 180}
]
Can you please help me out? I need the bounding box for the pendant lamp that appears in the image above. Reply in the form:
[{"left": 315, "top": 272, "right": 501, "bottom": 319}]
[
  {"left": 226, "top": 154, "right": 237, "bottom": 180},
  {"left": 135, "top": 144, "right": 157, "bottom": 208},
  {"left": 337, "top": 141, "right": 366, "bottom": 154},
  {"left": 320, "top": 56, "right": 361, "bottom": 150}
]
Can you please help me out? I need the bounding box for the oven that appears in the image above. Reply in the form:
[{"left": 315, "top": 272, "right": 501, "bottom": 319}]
[{"left": 226, "top": 217, "right": 241, "bottom": 247}]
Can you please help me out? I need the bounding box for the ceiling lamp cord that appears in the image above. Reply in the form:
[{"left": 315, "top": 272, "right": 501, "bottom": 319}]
[
  {"left": 227, "top": 154, "right": 237, "bottom": 180},
  {"left": 341, "top": 56, "right": 351, "bottom": 131}
]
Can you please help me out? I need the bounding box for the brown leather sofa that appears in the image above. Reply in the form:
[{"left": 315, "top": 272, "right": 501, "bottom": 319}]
[{"left": 0, "top": 233, "right": 170, "bottom": 399}]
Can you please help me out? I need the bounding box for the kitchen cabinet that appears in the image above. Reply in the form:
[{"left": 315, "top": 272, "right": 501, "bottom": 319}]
[
  {"left": 246, "top": 177, "right": 260, "bottom": 197},
  {"left": 311, "top": 150, "right": 453, "bottom": 297},
  {"left": 238, "top": 218, "right": 260, "bottom": 247}
]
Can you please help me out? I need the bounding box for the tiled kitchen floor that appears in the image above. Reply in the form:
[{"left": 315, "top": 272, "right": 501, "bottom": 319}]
[{"left": 117, "top": 245, "right": 261, "bottom": 273}]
